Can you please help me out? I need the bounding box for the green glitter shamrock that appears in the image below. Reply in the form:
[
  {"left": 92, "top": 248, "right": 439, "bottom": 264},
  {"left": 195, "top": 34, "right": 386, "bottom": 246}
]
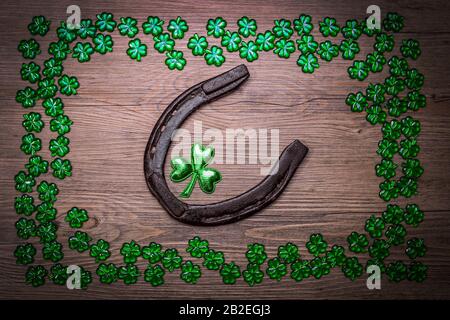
[
  {"left": 51, "top": 158, "right": 72, "bottom": 179},
  {"left": 14, "top": 194, "right": 35, "bottom": 216},
  {"left": 68, "top": 231, "right": 92, "bottom": 252},
  {"left": 77, "top": 19, "right": 97, "bottom": 39},
  {"left": 290, "top": 260, "right": 311, "bottom": 281},
  {"left": 65, "top": 207, "right": 89, "bottom": 228},
  {"left": 167, "top": 16, "right": 188, "bottom": 39},
  {"left": 220, "top": 262, "right": 241, "bottom": 284},
  {"left": 348, "top": 60, "right": 369, "bottom": 81},
  {"left": 408, "top": 261, "right": 427, "bottom": 282},
  {"left": 187, "top": 34, "right": 208, "bottom": 56},
  {"left": 401, "top": 39, "right": 421, "bottom": 60},
  {"left": 37, "top": 221, "right": 58, "bottom": 243},
  {"left": 405, "top": 69, "right": 424, "bottom": 90},
  {"left": 340, "top": 39, "right": 360, "bottom": 60},
  {"left": 274, "top": 39, "right": 295, "bottom": 59},
  {"left": 398, "top": 176, "right": 418, "bottom": 198},
  {"left": 43, "top": 97, "right": 64, "bottom": 117},
  {"left": 375, "top": 159, "right": 397, "bottom": 180},
  {"left": 170, "top": 144, "right": 222, "bottom": 198},
  {"left": 222, "top": 31, "right": 242, "bottom": 52},
  {"left": 273, "top": 19, "right": 293, "bottom": 39},
  {"left": 165, "top": 50, "right": 187, "bottom": 70},
  {"left": 14, "top": 243, "right": 36, "bottom": 265},
  {"left": 42, "top": 240, "right": 64, "bottom": 262},
  {"left": 56, "top": 22, "right": 77, "bottom": 43},
  {"left": 366, "top": 83, "right": 386, "bottom": 104},
  {"left": 382, "top": 204, "right": 404, "bottom": 224},
  {"left": 187, "top": 236, "right": 209, "bottom": 258},
  {"left": 142, "top": 242, "right": 162, "bottom": 263},
  {"left": 96, "top": 263, "right": 118, "bottom": 284},
  {"left": 144, "top": 264, "right": 165, "bottom": 286},
  {"left": 203, "top": 249, "right": 225, "bottom": 270},
  {"left": 387, "top": 97, "right": 406, "bottom": 117},
  {"left": 180, "top": 261, "right": 202, "bottom": 284},
  {"left": 402, "top": 159, "right": 423, "bottom": 179},
  {"left": 48, "top": 40, "right": 71, "bottom": 61},
  {"left": 118, "top": 264, "right": 140, "bottom": 285},
  {"left": 368, "top": 239, "right": 390, "bottom": 260},
  {"left": 374, "top": 33, "right": 395, "bottom": 53},
  {"left": 297, "top": 53, "right": 319, "bottom": 73},
  {"left": 385, "top": 77, "right": 405, "bottom": 96},
  {"left": 118, "top": 17, "right": 139, "bottom": 38},
  {"left": 16, "top": 87, "right": 37, "bottom": 108},
  {"left": 239, "top": 41, "right": 259, "bottom": 62},
  {"left": 237, "top": 16, "right": 257, "bottom": 37},
  {"left": 406, "top": 238, "right": 426, "bottom": 259},
  {"left": 154, "top": 33, "right": 175, "bottom": 53},
  {"left": 49, "top": 263, "right": 68, "bottom": 285},
  {"left": 162, "top": 248, "right": 183, "bottom": 272},
  {"left": 278, "top": 242, "right": 299, "bottom": 263},
  {"left": 36, "top": 202, "right": 57, "bottom": 223},
  {"left": 377, "top": 139, "right": 399, "bottom": 160},
  {"left": 18, "top": 39, "right": 41, "bottom": 59},
  {"left": 127, "top": 39, "right": 147, "bottom": 61},
  {"left": 306, "top": 233, "right": 328, "bottom": 257},
  {"left": 366, "top": 51, "right": 386, "bottom": 72},
  {"left": 22, "top": 112, "right": 44, "bottom": 133},
  {"left": 243, "top": 263, "right": 264, "bottom": 286},
  {"left": 43, "top": 58, "right": 63, "bottom": 78},
  {"left": 386, "top": 224, "right": 407, "bottom": 246},
  {"left": 326, "top": 245, "right": 346, "bottom": 267},
  {"left": 28, "top": 16, "right": 51, "bottom": 36},
  {"left": 50, "top": 115, "right": 73, "bottom": 135},
  {"left": 58, "top": 75, "right": 79, "bottom": 96},
  {"left": 341, "top": 19, "right": 362, "bottom": 40},
  {"left": 246, "top": 243, "right": 267, "bottom": 265},
  {"left": 346, "top": 91, "right": 367, "bottom": 112},
  {"left": 206, "top": 17, "right": 227, "bottom": 38},
  {"left": 25, "top": 265, "right": 47, "bottom": 287},
  {"left": 296, "top": 35, "right": 318, "bottom": 54},
  {"left": 317, "top": 41, "right": 339, "bottom": 61},
  {"left": 90, "top": 239, "right": 111, "bottom": 262},
  {"left": 120, "top": 240, "right": 141, "bottom": 264},
  {"left": 293, "top": 14, "right": 313, "bottom": 35},
  {"left": 388, "top": 56, "right": 409, "bottom": 77},
  {"left": 382, "top": 119, "right": 402, "bottom": 140},
  {"left": 15, "top": 171, "right": 35, "bottom": 193},
  {"left": 36, "top": 180, "right": 58, "bottom": 205},
  {"left": 365, "top": 215, "right": 386, "bottom": 238},
  {"left": 379, "top": 180, "right": 399, "bottom": 201},
  {"left": 383, "top": 12, "right": 404, "bottom": 32},
  {"left": 16, "top": 217, "right": 36, "bottom": 239},
  {"left": 399, "top": 138, "right": 420, "bottom": 159},
  {"left": 95, "top": 12, "right": 116, "bottom": 32},
  {"left": 20, "top": 133, "right": 41, "bottom": 155},
  {"left": 386, "top": 261, "right": 407, "bottom": 282},
  {"left": 310, "top": 256, "right": 330, "bottom": 279},
  {"left": 205, "top": 46, "right": 226, "bottom": 66},
  {"left": 49, "top": 135, "right": 70, "bottom": 157},
  {"left": 72, "top": 42, "right": 94, "bottom": 63},
  {"left": 404, "top": 204, "right": 424, "bottom": 227},
  {"left": 142, "top": 16, "right": 164, "bottom": 36},
  {"left": 266, "top": 257, "right": 287, "bottom": 281},
  {"left": 347, "top": 232, "right": 369, "bottom": 253},
  {"left": 93, "top": 34, "right": 114, "bottom": 54},
  {"left": 401, "top": 116, "right": 421, "bottom": 138},
  {"left": 342, "top": 257, "right": 363, "bottom": 281},
  {"left": 319, "top": 17, "right": 340, "bottom": 37},
  {"left": 405, "top": 90, "right": 426, "bottom": 111},
  {"left": 37, "top": 78, "right": 58, "bottom": 99},
  {"left": 21, "top": 62, "right": 41, "bottom": 84}
]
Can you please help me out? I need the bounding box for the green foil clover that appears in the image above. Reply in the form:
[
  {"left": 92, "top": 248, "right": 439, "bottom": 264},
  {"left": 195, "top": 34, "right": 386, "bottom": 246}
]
[
  {"left": 296, "top": 35, "right": 318, "bottom": 54},
  {"left": 404, "top": 90, "right": 426, "bottom": 111},
  {"left": 28, "top": 16, "right": 51, "bottom": 36},
  {"left": 205, "top": 46, "right": 225, "bottom": 67},
  {"left": 272, "top": 19, "right": 293, "bottom": 39},
  {"left": 365, "top": 215, "right": 386, "bottom": 238},
  {"left": 290, "top": 260, "right": 311, "bottom": 281},
  {"left": 142, "top": 16, "right": 164, "bottom": 36},
  {"left": 382, "top": 119, "right": 402, "bottom": 140},
  {"left": 37, "top": 78, "right": 57, "bottom": 99},
  {"left": 49, "top": 135, "right": 70, "bottom": 157},
  {"left": 18, "top": 39, "right": 41, "bottom": 59},
  {"left": 382, "top": 204, "right": 405, "bottom": 225},
  {"left": 340, "top": 39, "right": 360, "bottom": 60},
  {"left": 165, "top": 50, "right": 187, "bottom": 70},
  {"left": 319, "top": 17, "right": 340, "bottom": 37},
  {"left": 118, "top": 265, "right": 140, "bottom": 285},
  {"left": 383, "top": 12, "right": 404, "bottom": 33},
  {"left": 386, "top": 261, "right": 407, "bottom": 282},
  {"left": 48, "top": 40, "right": 71, "bottom": 61},
  {"left": 68, "top": 231, "right": 92, "bottom": 252},
  {"left": 120, "top": 240, "right": 141, "bottom": 264},
  {"left": 347, "top": 231, "right": 369, "bottom": 253},
  {"left": 16, "top": 87, "right": 37, "bottom": 108},
  {"left": 206, "top": 17, "right": 227, "bottom": 38},
  {"left": 348, "top": 60, "right": 369, "bottom": 81},
  {"left": 306, "top": 233, "right": 328, "bottom": 257},
  {"left": 20, "top": 133, "right": 41, "bottom": 155},
  {"left": 345, "top": 91, "right": 367, "bottom": 112},
  {"left": 310, "top": 256, "right": 330, "bottom": 279},
  {"left": 387, "top": 96, "right": 407, "bottom": 117},
  {"left": 43, "top": 97, "right": 64, "bottom": 117},
  {"left": 342, "top": 257, "right": 363, "bottom": 281},
  {"left": 95, "top": 12, "right": 116, "bottom": 32},
  {"left": 255, "top": 31, "right": 276, "bottom": 52},
  {"left": 317, "top": 40, "right": 339, "bottom": 61},
  {"left": 326, "top": 245, "right": 346, "bottom": 267},
  {"left": 374, "top": 33, "right": 395, "bottom": 53},
  {"left": 142, "top": 242, "right": 162, "bottom": 264},
  {"left": 96, "top": 263, "right": 118, "bottom": 284},
  {"left": 274, "top": 39, "right": 295, "bottom": 59},
  {"left": 154, "top": 33, "right": 175, "bottom": 53},
  {"left": 406, "top": 238, "right": 426, "bottom": 259},
  {"left": 243, "top": 263, "right": 264, "bottom": 286},
  {"left": 245, "top": 243, "right": 267, "bottom": 265},
  {"left": 375, "top": 159, "right": 397, "bottom": 180},
  {"left": 22, "top": 112, "right": 44, "bottom": 133},
  {"left": 341, "top": 19, "right": 362, "bottom": 40},
  {"left": 16, "top": 217, "right": 37, "bottom": 239},
  {"left": 14, "top": 194, "right": 35, "bottom": 216},
  {"left": 25, "top": 265, "right": 48, "bottom": 287},
  {"left": 408, "top": 261, "right": 427, "bottom": 282},
  {"left": 51, "top": 158, "right": 72, "bottom": 179},
  {"left": 15, "top": 171, "right": 35, "bottom": 193},
  {"left": 277, "top": 242, "right": 299, "bottom": 264},
  {"left": 187, "top": 236, "right": 209, "bottom": 258},
  {"left": 42, "top": 240, "right": 64, "bottom": 262},
  {"left": 404, "top": 204, "right": 424, "bottom": 227},
  {"left": 14, "top": 243, "right": 36, "bottom": 265},
  {"left": 77, "top": 19, "right": 97, "bottom": 39},
  {"left": 398, "top": 176, "right": 418, "bottom": 198},
  {"left": 37, "top": 221, "right": 58, "bottom": 243},
  {"left": 168, "top": 16, "right": 189, "bottom": 39},
  {"left": 297, "top": 53, "right": 319, "bottom": 73},
  {"left": 162, "top": 248, "right": 183, "bottom": 272},
  {"left": 388, "top": 56, "right": 409, "bottom": 77},
  {"left": 386, "top": 224, "right": 407, "bottom": 246},
  {"left": 266, "top": 257, "right": 287, "bottom": 281},
  {"left": 366, "top": 83, "right": 386, "bottom": 104},
  {"left": 43, "top": 58, "right": 63, "bottom": 79},
  {"left": 379, "top": 180, "right": 399, "bottom": 201},
  {"left": 239, "top": 41, "right": 259, "bottom": 62},
  {"left": 405, "top": 69, "right": 424, "bottom": 90},
  {"left": 187, "top": 34, "right": 208, "bottom": 56},
  {"left": 293, "top": 14, "right": 313, "bottom": 35},
  {"left": 401, "top": 116, "right": 421, "bottom": 138},
  {"left": 90, "top": 239, "right": 111, "bottom": 262},
  {"left": 21, "top": 62, "right": 41, "bottom": 84},
  {"left": 222, "top": 31, "right": 242, "bottom": 52},
  {"left": 203, "top": 249, "right": 225, "bottom": 270},
  {"left": 127, "top": 38, "right": 147, "bottom": 61},
  {"left": 170, "top": 144, "right": 222, "bottom": 198},
  {"left": 58, "top": 75, "right": 79, "bottom": 96},
  {"left": 118, "top": 17, "right": 139, "bottom": 38},
  {"left": 366, "top": 51, "right": 386, "bottom": 72},
  {"left": 368, "top": 239, "right": 390, "bottom": 260},
  {"left": 237, "top": 16, "right": 257, "bottom": 38},
  {"left": 65, "top": 207, "right": 89, "bottom": 228},
  {"left": 36, "top": 202, "right": 57, "bottom": 223},
  {"left": 49, "top": 263, "right": 68, "bottom": 285},
  {"left": 93, "top": 34, "right": 114, "bottom": 54},
  {"left": 402, "top": 159, "right": 424, "bottom": 179},
  {"left": 72, "top": 42, "right": 94, "bottom": 63},
  {"left": 180, "top": 261, "right": 202, "bottom": 284},
  {"left": 399, "top": 138, "right": 420, "bottom": 159},
  {"left": 50, "top": 115, "right": 73, "bottom": 135},
  {"left": 56, "top": 22, "right": 77, "bottom": 43},
  {"left": 144, "top": 264, "right": 165, "bottom": 286},
  {"left": 401, "top": 39, "right": 421, "bottom": 60},
  {"left": 220, "top": 262, "right": 241, "bottom": 284}
]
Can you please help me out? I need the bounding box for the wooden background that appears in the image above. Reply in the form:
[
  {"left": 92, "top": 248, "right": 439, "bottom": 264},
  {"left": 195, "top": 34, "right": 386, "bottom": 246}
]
[{"left": 0, "top": 0, "right": 449, "bottom": 299}]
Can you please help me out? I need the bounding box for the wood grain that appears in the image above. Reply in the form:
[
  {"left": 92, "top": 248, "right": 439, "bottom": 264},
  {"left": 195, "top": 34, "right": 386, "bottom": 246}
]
[{"left": 0, "top": 0, "right": 450, "bottom": 299}]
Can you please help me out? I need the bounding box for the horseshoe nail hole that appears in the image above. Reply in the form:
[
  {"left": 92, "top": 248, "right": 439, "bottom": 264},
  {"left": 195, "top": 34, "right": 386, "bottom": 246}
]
[
  {"left": 151, "top": 146, "right": 156, "bottom": 154},
  {"left": 172, "top": 110, "right": 177, "bottom": 115},
  {"left": 160, "top": 125, "right": 166, "bottom": 133}
]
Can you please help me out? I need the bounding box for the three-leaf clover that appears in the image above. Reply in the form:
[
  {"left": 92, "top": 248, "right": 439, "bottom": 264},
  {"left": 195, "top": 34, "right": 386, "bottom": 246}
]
[
  {"left": 382, "top": 204, "right": 405, "bottom": 224},
  {"left": 379, "top": 180, "right": 399, "bottom": 201},
  {"left": 72, "top": 42, "right": 94, "bottom": 63},
  {"left": 220, "top": 262, "right": 241, "bottom": 284},
  {"left": 399, "top": 138, "right": 420, "bottom": 159},
  {"left": 154, "top": 33, "right": 175, "bottom": 53},
  {"left": 22, "top": 112, "right": 44, "bottom": 133},
  {"left": 18, "top": 39, "right": 41, "bottom": 59},
  {"left": 266, "top": 257, "right": 287, "bottom": 281},
  {"left": 340, "top": 39, "right": 360, "bottom": 60},
  {"left": 203, "top": 249, "right": 225, "bottom": 270},
  {"left": 222, "top": 31, "right": 242, "bottom": 52},
  {"left": 296, "top": 35, "right": 318, "bottom": 54},
  {"left": 273, "top": 39, "right": 295, "bottom": 59},
  {"left": 204, "top": 46, "right": 225, "bottom": 66},
  {"left": 93, "top": 34, "right": 114, "bottom": 54},
  {"left": 401, "top": 39, "right": 421, "bottom": 60},
  {"left": 142, "top": 242, "right": 162, "bottom": 263},
  {"left": 306, "top": 233, "right": 328, "bottom": 256},
  {"left": 293, "top": 14, "right": 313, "bottom": 35},
  {"left": 297, "top": 53, "right": 319, "bottom": 73},
  {"left": 404, "top": 90, "right": 426, "bottom": 111},
  {"left": 56, "top": 22, "right": 77, "bottom": 43},
  {"left": 345, "top": 91, "right": 367, "bottom": 112},
  {"left": 399, "top": 176, "right": 418, "bottom": 198},
  {"left": 142, "top": 16, "right": 164, "bottom": 36},
  {"left": 28, "top": 16, "right": 51, "bottom": 36},
  {"left": 120, "top": 240, "right": 141, "bottom": 264},
  {"left": 319, "top": 17, "right": 340, "bottom": 37},
  {"left": 127, "top": 38, "right": 147, "bottom": 61},
  {"left": 375, "top": 159, "right": 397, "bottom": 179},
  {"left": 326, "top": 245, "right": 346, "bottom": 267},
  {"left": 341, "top": 257, "right": 363, "bottom": 281},
  {"left": 90, "top": 239, "right": 111, "bottom": 262},
  {"left": 187, "top": 34, "right": 208, "bottom": 56},
  {"left": 25, "top": 265, "right": 48, "bottom": 287},
  {"left": 402, "top": 158, "right": 424, "bottom": 178},
  {"left": 405, "top": 69, "right": 424, "bottom": 90},
  {"left": 404, "top": 204, "right": 424, "bottom": 227},
  {"left": 21, "top": 62, "right": 41, "bottom": 83},
  {"left": 290, "top": 260, "right": 311, "bottom": 281},
  {"left": 239, "top": 41, "right": 259, "bottom": 62},
  {"left": 341, "top": 19, "right": 362, "bottom": 40},
  {"left": 374, "top": 32, "right": 395, "bottom": 53},
  {"left": 20, "top": 133, "right": 41, "bottom": 155},
  {"left": 58, "top": 75, "right": 79, "bottom": 96},
  {"left": 43, "top": 97, "right": 64, "bottom": 117},
  {"left": 187, "top": 236, "right": 209, "bottom": 258},
  {"left": 15, "top": 170, "right": 36, "bottom": 193},
  {"left": 14, "top": 243, "right": 36, "bottom": 265},
  {"left": 406, "top": 238, "right": 426, "bottom": 259},
  {"left": 348, "top": 60, "right": 369, "bottom": 81},
  {"left": 167, "top": 16, "right": 189, "bottom": 39},
  {"left": 277, "top": 242, "right": 299, "bottom": 263},
  {"left": 16, "top": 87, "right": 37, "bottom": 108},
  {"left": 118, "top": 17, "right": 139, "bottom": 38},
  {"left": 388, "top": 56, "right": 409, "bottom": 77},
  {"left": 65, "top": 207, "right": 89, "bottom": 228},
  {"left": 43, "top": 58, "right": 63, "bottom": 78},
  {"left": 96, "top": 263, "right": 118, "bottom": 284},
  {"left": 272, "top": 19, "right": 293, "bottom": 39},
  {"left": 385, "top": 224, "right": 407, "bottom": 246},
  {"left": 118, "top": 265, "right": 140, "bottom": 285},
  {"left": 383, "top": 12, "right": 404, "bottom": 32},
  {"left": 36, "top": 202, "right": 57, "bottom": 223},
  {"left": 206, "top": 17, "right": 227, "bottom": 38},
  {"left": 49, "top": 263, "right": 68, "bottom": 285},
  {"left": 255, "top": 31, "right": 275, "bottom": 52},
  {"left": 180, "top": 261, "right": 202, "bottom": 284},
  {"left": 310, "top": 256, "right": 330, "bottom": 279},
  {"left": 317, "top": 40, "right": 339, "bottom": 61},
  {"left": 37, "top": 78, "right": 57, "bottom": 99},
  {"left": 382, "top": 119, "right": 402, "bottom": 140},
  {"left": 243, "top": 263, "right": 264, "bottom": 286},
  {"left": 49, "top": 135, "right": 70, "bottom": 157},
  {"left": 162, "top": 248, "right": 183, "bottom": 272},
  {"left": 144, "top": 264, "right": 165, "bottom": 286},
  {"left": 68, "top": 231, "right": 92, "bottom": 252},
  {"left": 48, "top": 40, "right": 71, "bottom": 60},
  {"left": 237, "top": 16, "right": 257, "bottom": 37},
  {"left": 50, "top": 115, "right": 73, "bottom": 135},
  {"left": 408, "top": 261, "right": 427, "bottom": 282},
  {"left": 165, "top": 50, "right": 187, "bottom": 70},
  {"left": 366, "top": 83, "right": 386, "bottom": 104},
  {"left": 77, "top": 19, "right": 97, "bottom": 39},
  {"left": 369, "top": 239, "right": 390, "bottom": 260},
  {"left": 37, "top": 180, "right": 57, "bottom": 199},
  {"left": 366, "top": 51, "right": 386, "bottom": 72},
  {"left": 365, "top": 215, "right": 386, "bottom": 238},
  {"left": 347, "top": 231, "right": 369, "bottom": 253},
  {"left": 14, "top": 194, "right": 35, "bottom": 216},
  {"left": 37, "top": 221, "right": 58, "bottom": 243},
  {"left": 246, "top": 243, "right": 267, "bottom": 265},
  {"left": 42, "top": 240, "right": 64, "bottom": 262},
  {"left": 377, "top": 139, "right": 399, "bottom": 160},
  {"left": 170, "top": 144, "right": 222, "bottom": 198},
  {"left": 16, "top": 217, "right": 37, "bottom": 239},
  {"left": 51, "top": 158, "right": 72, "bottom": 179},
  {"left": 95, "top": 12, "right": 116, "bottom": 32}
]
